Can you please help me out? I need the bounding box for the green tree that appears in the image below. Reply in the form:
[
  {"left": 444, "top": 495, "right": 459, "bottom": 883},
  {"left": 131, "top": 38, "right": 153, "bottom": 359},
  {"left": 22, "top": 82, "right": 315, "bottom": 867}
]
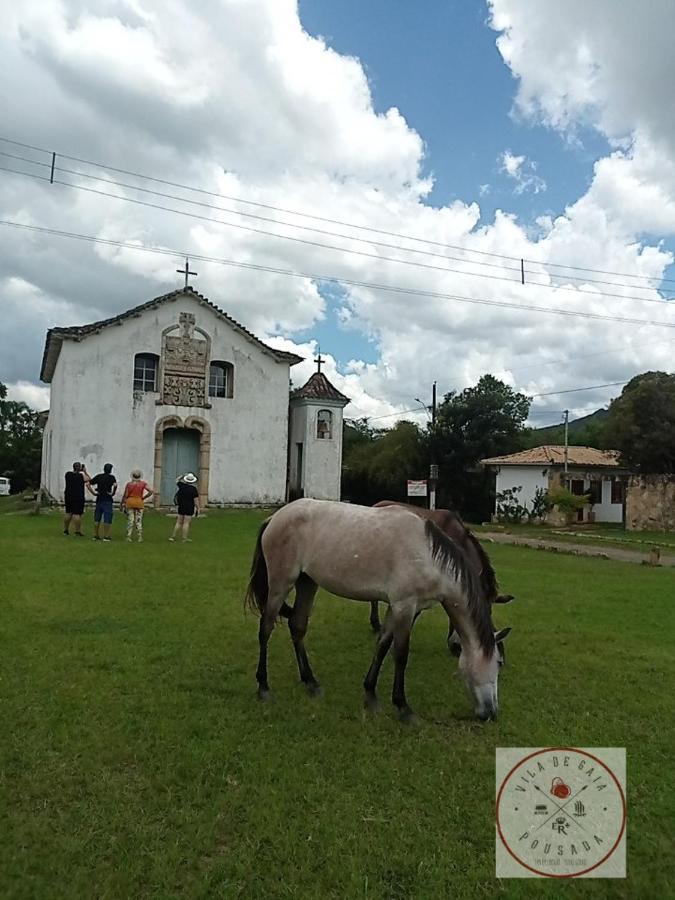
[
  {"left": 342, "top": 419, "right": 426, "bottom": 505},
  {"left": 604, "top": 372, "right": 675, "bottom": 473},
  {"left": 0, "top": 382, "right": 44, "bottom": 492},
  {"left": 433, "top": 374, "right": 531, "bottom": 520}
]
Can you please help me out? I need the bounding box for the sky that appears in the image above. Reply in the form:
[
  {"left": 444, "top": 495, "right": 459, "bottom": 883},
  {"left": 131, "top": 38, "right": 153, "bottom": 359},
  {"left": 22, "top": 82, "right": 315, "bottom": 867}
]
[{"left": 2, "top": 0, "right": 675, "bottom": 428}]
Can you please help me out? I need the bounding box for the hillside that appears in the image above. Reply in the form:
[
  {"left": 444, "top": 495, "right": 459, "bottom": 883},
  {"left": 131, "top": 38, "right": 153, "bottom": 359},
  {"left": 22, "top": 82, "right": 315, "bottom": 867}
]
[{"left": 524, "top": 407, "right": 610, "bottom": 448}]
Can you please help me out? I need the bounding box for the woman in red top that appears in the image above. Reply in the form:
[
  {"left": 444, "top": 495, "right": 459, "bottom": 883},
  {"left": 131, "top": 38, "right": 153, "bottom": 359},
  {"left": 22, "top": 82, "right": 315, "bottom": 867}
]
[{"left": 120, "top": 469, "right": 154, "bottom": 542}]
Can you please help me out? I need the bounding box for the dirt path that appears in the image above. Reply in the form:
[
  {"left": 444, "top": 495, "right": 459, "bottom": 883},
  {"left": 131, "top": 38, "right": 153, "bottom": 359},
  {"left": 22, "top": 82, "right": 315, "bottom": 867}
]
[{"left": 479, "top": 532, "right": 675, "bottom": 568}]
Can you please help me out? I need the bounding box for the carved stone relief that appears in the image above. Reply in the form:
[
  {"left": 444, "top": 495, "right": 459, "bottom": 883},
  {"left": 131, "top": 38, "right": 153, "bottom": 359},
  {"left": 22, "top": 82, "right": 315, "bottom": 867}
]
[{"left": 160, "top": 312, "right": 210, "bottom": 407}]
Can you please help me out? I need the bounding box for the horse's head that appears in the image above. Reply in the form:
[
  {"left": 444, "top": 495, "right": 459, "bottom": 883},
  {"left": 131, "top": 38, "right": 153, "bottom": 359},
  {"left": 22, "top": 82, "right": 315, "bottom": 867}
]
[{"left": 458, "top": 628, "right": 511, "bottom": 721}]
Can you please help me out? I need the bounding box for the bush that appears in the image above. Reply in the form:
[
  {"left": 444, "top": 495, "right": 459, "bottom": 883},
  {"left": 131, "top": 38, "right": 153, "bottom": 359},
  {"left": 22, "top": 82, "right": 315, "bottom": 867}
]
[
  {"left": 546, "top": 486, "right": 588, "bottom": 518},
  {"left": 529, "top": 487, "right": 551, "bottom": 521},
  {"left": 495, "top": 486, "right": 528, "bottom": 523}
]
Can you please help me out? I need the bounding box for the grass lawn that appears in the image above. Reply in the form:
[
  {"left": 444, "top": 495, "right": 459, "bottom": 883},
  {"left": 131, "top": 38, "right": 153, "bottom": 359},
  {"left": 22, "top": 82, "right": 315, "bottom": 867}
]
[
  {"left": 2, "top": 504, "right": 675, "bottom": 898},
  {"left": 472, "top": 521, "right": 675, "bottom": 552}
]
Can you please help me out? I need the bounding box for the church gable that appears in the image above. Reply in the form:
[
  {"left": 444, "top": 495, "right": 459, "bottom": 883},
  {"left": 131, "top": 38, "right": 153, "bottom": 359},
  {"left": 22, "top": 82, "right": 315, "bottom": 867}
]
[{"left": 40, "top": 286, "right": 302, "bottom": 384}]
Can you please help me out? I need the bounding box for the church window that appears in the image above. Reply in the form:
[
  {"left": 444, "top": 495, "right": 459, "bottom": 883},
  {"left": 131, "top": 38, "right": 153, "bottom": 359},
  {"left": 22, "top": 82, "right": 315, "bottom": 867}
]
[
  {"left": 209, "top": 361, "right": 234, "bottom": 398},
  {"left": 133, "top": 353, "right": 159, "bottom": 392},
  {"left": 317, "top": 409, "right": 332, "bottom": 440}
]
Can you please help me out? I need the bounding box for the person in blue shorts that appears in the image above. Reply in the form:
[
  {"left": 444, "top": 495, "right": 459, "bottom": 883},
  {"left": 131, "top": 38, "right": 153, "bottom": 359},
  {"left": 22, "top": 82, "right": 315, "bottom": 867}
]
[{"left": 89, "top": 463, "right": 117, "bottom": 541}]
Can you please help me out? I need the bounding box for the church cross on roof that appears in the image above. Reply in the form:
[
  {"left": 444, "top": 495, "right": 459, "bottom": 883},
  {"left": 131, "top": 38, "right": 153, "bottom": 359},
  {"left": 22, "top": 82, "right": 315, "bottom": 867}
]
[{"left": 176, "top": 258, "right": 198, "bottom": 288}]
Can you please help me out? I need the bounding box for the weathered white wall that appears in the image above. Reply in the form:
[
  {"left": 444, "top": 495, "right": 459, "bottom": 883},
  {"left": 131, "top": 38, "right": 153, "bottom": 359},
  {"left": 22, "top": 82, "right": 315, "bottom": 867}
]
[
  {"left": 42, "top": 291, "right": 291, "bottom": 504},
  {"left": 289, "top": 400, "right": 344, "bottom": 500},
  {"left": 495, "top": 467, "right": 548, "bottom": 511},
  {"left": 288, "top": 404, "right": 308, "bottom": 494},
  {"left": 593, "top": 479, "right": 624, "bottom": 524},
  {"left": 494, "top": 465, "right": 623, "bottom": 523}
]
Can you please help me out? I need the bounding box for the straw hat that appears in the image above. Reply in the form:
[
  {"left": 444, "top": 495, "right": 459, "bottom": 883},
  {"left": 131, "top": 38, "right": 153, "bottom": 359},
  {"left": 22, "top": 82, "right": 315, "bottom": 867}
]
[
  {"left": 182, "top": 472, "right": 197, "bottom": 484},
  {"left": 131, "top": 469, "right": 142, "bottom": 480}
]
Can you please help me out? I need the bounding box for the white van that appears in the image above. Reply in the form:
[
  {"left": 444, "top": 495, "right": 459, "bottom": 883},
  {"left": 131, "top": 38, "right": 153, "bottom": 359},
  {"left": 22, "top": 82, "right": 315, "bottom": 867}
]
[{"left": 0, "top": 477, "right": 10, "bottom": 496}]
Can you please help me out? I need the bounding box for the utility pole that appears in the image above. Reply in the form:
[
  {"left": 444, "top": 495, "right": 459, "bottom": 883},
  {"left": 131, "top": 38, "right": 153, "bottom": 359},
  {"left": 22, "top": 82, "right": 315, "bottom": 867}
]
[
  {"left": 563, "top": 409, "right": 569, "bottom": 480},
  {"left": 429, "top": 381, "right": 438, "bottom": 511}
]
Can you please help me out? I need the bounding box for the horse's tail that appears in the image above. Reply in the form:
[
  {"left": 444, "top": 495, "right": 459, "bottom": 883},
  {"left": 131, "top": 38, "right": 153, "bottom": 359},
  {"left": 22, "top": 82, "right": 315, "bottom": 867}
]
[{"left": 245, "top": 519, "right": 270, "bottom": 615}]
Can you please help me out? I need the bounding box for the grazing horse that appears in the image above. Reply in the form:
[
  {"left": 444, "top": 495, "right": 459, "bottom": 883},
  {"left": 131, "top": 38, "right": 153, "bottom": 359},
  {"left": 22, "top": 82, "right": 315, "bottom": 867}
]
[
  {"left": 371, "top": 501, "right": 513, "bottom": 663},
  {"left": 246, "top": 498, "right": 509, "bottom": 721}
]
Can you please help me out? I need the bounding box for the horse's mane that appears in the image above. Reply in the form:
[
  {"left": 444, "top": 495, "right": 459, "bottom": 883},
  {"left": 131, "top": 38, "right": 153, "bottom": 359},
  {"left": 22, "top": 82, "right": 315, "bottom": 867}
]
[
  {"left": 464, "top": 528, "right": 498, "bottom": 601},
  {"left": 424, "top": 519, "right": 495, "bottom": 655}
]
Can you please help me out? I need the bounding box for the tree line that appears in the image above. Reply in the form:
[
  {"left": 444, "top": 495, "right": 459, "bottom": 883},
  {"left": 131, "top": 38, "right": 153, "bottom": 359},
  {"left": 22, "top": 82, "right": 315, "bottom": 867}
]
[
  {"left": 1, "top": 371, "right": 674, "bottom": 506},
  {"left": 342, "top": 371, "right": 675, "bottom": 521},
  {"left": 0, "top": 382, "right": 43, "bottom": 493}
]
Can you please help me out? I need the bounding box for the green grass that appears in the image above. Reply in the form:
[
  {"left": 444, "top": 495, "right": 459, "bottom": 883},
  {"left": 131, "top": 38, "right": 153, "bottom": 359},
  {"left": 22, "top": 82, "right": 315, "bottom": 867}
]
[
  {"left": 2, "top": 507, "right": 675, "bottom": 898},
  {"left": 472, "top": 520, "right": 675, "bottom": 552}
]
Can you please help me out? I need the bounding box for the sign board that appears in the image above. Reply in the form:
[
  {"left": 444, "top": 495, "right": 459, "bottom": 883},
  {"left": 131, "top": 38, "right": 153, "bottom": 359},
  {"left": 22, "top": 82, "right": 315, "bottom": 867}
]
[{"left": 407, "top": 480, "right": 428, "bottom": 497}]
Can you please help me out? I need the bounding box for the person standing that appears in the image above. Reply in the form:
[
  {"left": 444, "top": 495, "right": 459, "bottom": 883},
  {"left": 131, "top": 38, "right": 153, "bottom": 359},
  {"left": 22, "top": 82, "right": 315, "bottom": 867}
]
[
  {"left": 120, "top": 470, "right": 154, "bottom": 542},
  {"left": 169, "top": 473, "right": 200, "bottom": 543},
  {"left": 63, "top": 462, "right": 90, "bottom": 536},
  {"left": 88, "top": 463, "right": 117, "bottom": 541}
]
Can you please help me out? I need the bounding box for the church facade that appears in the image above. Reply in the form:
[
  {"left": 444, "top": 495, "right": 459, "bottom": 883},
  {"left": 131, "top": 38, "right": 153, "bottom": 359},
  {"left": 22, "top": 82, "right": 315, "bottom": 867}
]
[{"left": 40, "top": 287, "right": 349, "bottom": 506}]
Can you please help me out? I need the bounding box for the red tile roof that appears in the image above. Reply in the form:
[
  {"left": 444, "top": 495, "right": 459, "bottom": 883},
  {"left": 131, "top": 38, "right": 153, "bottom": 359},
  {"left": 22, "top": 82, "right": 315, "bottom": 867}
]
[
  {"left": 481, "top": 445, "right": 622, "bottom": 467},
  {"left": 291, "top": 372, "right": 350, "bottom": 404}
]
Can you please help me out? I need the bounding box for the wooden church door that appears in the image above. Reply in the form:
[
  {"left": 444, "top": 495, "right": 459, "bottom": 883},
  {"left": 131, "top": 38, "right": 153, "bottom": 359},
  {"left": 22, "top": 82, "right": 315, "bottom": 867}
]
[{"left": 161, "top": 428, "right": 200, "bottom": 504}]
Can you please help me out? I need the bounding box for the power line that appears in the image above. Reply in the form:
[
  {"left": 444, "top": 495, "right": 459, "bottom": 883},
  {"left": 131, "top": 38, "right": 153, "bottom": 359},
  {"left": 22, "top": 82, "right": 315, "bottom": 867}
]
[
  {"left": 4, "top": 217, "right": 675, "bottom": 332},
  {"left": 3, "top": 160, "right": 675, "bottom": 311},
  {"left": 530, "top": 380, "right": 626, "bottom": 398},
  {"left": 2, "top": 134, "right": 674, "bottom": 290},
  {"left": 3, "top": 147, "right": 670, "bottom": 300}
]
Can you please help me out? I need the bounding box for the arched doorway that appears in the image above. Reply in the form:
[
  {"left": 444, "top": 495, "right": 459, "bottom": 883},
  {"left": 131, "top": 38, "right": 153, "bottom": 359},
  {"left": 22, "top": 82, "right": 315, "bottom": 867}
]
[
  {"left": 160, "top": 428, "right": 200, "bottom": 504},
  {"left": 154, "top": 416, "right": 211, "bottom": 507}
]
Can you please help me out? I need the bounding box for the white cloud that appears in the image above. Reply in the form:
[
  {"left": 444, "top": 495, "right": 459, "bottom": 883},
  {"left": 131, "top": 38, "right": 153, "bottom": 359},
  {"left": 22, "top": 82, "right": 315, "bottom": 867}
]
[
  {"left": 1, "top": 0, "right": 675, "bottom": 428},
  {"left": 500, "top": 150, "right": 547, "bottom": 194},
  {"left": 5, "top": 381, "right": 51, "bottom": 410}
]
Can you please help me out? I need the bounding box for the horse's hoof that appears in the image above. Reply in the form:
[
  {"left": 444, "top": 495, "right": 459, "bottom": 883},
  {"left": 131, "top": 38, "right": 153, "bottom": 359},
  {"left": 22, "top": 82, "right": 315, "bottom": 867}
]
[
  {"left": 257, "top": 688, "right": 272, "bottom": 702},
  {"left": 397, "top": 706, "right": 419, "bottom": 726},
  {"left": 305, "top": 682, "right": 323, "bottom": 697},
  {"left": 363, "top": 693, "right": 379, "bottom": 714}
]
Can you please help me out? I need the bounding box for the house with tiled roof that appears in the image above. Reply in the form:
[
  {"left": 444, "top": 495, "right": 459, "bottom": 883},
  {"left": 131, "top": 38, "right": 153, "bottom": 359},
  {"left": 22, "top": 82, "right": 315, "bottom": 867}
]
[
  {"left": 481, "top": 445, "right": 631, "bottom": 524},
  {"left": 40, "top": 286, "right": 349, "bottom": 505}
]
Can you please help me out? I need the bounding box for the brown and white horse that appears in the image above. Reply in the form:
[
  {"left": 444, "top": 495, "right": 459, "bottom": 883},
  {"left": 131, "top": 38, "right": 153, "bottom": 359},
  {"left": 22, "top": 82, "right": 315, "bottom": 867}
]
[
  {"left": 246, "top": 499, "right": 509, "bottom": 721},
  {"left": 372, "top": 501, "right": 513, "bottom": 663}
]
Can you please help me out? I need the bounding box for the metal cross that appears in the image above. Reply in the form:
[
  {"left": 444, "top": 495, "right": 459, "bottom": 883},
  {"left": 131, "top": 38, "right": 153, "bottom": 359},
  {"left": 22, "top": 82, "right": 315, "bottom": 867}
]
[
  {"left": 315, "top": 350, "right": 325, "bottom": 374},
  {"left": 177, "top": 258, "right": 198, "bottom": 288}
]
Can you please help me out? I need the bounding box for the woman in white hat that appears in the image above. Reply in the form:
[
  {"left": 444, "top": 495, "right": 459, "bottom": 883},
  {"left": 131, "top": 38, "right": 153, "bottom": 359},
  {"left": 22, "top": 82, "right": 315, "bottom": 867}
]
[{"left": 170, "top": 473, "right": 200, "bottom": 543}]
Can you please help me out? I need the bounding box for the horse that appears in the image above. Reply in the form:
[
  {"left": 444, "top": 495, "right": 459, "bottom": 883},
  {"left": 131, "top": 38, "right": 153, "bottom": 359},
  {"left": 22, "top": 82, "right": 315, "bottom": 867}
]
[
  {"left": 371, "top": 501, "right": 514, "bottom": 663},
  {"left": 245, "top": 498, "right": 510, "bottom": 722}
]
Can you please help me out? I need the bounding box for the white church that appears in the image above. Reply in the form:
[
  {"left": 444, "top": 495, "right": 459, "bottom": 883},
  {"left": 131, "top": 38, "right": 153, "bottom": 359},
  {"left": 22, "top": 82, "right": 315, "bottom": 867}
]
[{"left": 40, "top": 285, "right": 350, "bottom": 506}]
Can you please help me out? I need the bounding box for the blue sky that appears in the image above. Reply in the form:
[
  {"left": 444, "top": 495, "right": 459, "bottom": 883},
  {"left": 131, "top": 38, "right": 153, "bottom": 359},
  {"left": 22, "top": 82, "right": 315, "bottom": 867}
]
[
  {"left": 300, "top": 0, "right": 609, "bottom": 223},
  {"left": 296, "top": 0, "right": 634, "bottom": 373},
  {"left": 3, "top": 0, "right": 675, "bottom": 420}
]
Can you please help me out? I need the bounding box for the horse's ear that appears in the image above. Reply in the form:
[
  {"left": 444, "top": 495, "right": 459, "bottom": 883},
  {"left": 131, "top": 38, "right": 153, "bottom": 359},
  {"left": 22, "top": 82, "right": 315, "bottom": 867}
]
[
  {"left": 494, "top": 627, "right": 512, "bottom": 642},
  {"left": 494, "top": 594, "right": 514, "bottom": 604}
]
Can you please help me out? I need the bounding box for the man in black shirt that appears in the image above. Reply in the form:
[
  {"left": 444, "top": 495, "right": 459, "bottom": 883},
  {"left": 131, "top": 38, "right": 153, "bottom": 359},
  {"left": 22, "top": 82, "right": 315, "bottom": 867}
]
[
  {"left": 63, "top": 462, "right": 90, "bottom": 536},
  {"left": 89, "top": 463, "right": 118, "bottom": 541}
]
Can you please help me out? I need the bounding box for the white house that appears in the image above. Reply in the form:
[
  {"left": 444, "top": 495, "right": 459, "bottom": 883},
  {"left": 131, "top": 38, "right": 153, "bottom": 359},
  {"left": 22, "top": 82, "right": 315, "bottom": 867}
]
[
  {"left": 481, "top": 445, "right": 629, "bottom": 524},
  {"left": 40, "top": 286, "right": 349, "bottom": 506}
]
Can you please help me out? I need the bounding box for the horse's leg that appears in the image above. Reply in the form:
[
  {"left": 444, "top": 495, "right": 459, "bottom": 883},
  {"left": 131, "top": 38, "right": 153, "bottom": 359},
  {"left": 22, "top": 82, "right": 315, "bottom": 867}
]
[
  {"left": 256, "top": 580, "right": 294, "bottom": 701},
  {"left": 369, "top": 600, "right": 382, "bottom": 634},
  {"left": 391, "top": 605, "right": 417, "bottom": 723},
  {"left": 363, "top": 607, "right": 394, "bottom": 712},
  {"left": 289, "top": 574, "right": 321, "bottom": 696}
]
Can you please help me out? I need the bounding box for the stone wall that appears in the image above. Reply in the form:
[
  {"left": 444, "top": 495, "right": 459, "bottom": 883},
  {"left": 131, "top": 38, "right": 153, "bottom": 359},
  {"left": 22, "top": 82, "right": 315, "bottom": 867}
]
[{"left": 625, "top": 475, "right": 675, "bottom": 531}]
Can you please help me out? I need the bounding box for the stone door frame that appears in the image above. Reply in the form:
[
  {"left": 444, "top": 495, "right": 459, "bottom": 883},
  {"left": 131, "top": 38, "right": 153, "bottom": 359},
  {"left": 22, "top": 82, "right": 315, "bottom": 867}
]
[{"left": 154, "top": 414, "right": 211, "bottom": 507}]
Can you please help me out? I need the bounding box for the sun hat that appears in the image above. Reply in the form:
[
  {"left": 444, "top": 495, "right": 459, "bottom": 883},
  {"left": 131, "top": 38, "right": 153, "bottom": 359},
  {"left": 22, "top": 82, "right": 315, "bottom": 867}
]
[
  {"left": 182, "top": 472, "right": 198, "bottom": 484},
  {"left": 131, "top": 469, "right": 142, "bottom": 479}
]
